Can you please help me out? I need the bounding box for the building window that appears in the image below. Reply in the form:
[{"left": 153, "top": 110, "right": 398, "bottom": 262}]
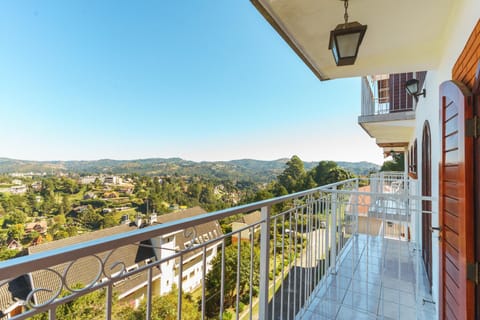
[
  {"left": 409, "top": 139, "right": 418, "bottom": 177},
  {"left": 377, "top": 78, "right": 389, "bottom": 104}
]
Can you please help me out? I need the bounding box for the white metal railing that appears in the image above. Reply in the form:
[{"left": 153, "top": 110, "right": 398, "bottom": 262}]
[
  {"left": 361, "top": 76, "right": 414, "bottom": 117},
  {"left": 0, "top": 174, "right": 429, "bottom": 320}
]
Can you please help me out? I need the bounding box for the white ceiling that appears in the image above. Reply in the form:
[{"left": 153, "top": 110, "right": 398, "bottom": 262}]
[{"left": 252, "top": 0, "right": 458, "bottom": 80}]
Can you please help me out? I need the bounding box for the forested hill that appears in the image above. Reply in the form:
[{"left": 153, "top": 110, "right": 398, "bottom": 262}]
[{"left": 0, "top": 158, "right": 379, "bottom": 182}]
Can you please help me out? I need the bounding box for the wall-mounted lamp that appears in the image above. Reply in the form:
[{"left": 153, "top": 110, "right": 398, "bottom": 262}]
[
  {"left": 405, "top": 79, "right": 426, "bottom": 102},
  {"left": 328, "top": 0, "right": 367, "bottom": 66}
]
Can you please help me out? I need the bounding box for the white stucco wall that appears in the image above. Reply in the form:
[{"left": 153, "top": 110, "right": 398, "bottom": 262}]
[{"left": 410, "top": 1, "right": 479, "bottom": 315}]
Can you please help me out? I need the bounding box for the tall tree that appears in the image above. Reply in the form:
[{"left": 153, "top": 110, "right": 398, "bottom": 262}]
[
  {"left": 205, "top": 243, "right": 259, "bottom": 318},
  {"left": 380, "top": 153, "right": 404, "bottom": 172},
  {"left": 310, "top": 161, "right": 338, "bottom": 186},
  {"left": 277, "top": 155, "right": 306, "bottom": 193}
]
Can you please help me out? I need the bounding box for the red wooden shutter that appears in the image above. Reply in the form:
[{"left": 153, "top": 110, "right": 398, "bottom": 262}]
[{"left": 439, "top": 80, "right": 475, "bottom": 320}]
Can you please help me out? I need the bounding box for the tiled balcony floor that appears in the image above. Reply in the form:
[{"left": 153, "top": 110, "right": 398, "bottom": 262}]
[{"left": 300, "top": 235, "right": 436, "bottom": 319}]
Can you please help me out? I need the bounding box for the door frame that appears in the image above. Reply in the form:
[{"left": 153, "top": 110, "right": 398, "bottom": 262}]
[
  {"left": 421, "top": 121, "right": 432, "bottom": 290},
  {"left": 472, "top": 61, "right": 480, "bottom": 320}
]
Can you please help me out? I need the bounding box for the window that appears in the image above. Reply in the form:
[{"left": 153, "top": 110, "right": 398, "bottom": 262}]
[
  {"left": 409, "top": 139, "right": 418, "bottom": 177},
  {"left": 377, "top": 78, "right": 389, "bottom": 104}
]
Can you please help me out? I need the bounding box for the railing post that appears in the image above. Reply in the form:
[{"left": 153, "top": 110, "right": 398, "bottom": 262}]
[
  {"left": 330, "top": 186, "right": 337, "bottom": 273},
  {"left": 259, "top": 205, "right": 270, "bottom": 319},
  {"left": 355, "top": 178, "right": 359, "bottom": 236}
]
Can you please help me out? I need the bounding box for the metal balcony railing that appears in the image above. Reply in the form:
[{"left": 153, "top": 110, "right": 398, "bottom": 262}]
[
  {"left": 361, "top": 76, "right": 414, "bottom": 117},
  {"left": 0, "top": 174, "right": 432, "bottom": 320}
]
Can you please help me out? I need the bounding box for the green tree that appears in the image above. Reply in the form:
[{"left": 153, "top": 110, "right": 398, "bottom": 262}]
[
  {"left": 125, "top": 288, "right": 199, "bottom": 320},
  {"left": 325, "top": 167, "right": 354, "bottom": 185},
  {"left": 310, "top": 161, "right": 338, "bottom": 186},
  {"left": 205, "top": 243, "right": 260, "bottom": 317},
  {"left": 0, "top": 248, "right": 20, "bottom": 261},
  {"left": 25, "top": 230, "right": 40, "bottom": 243},
  {"left": 103, "top": 212, "right": 118, "bottom": 228},
  {"left": 310, "top": 161, "right": 355, "bottom": 186},
  {"left": 31, "top": 286, "right": 109, "bottom": 320},
  {"left": 66, "top": 225, "right": 78, "bottom": 237},
  {"left": 62, "top": 195, "right": 72, "bottom": 213},
  {"left": 7, "top": 224, "right": 25, "bottom": 241},
  {"left": 78, "top": 206, "right": 103, "bottom": 229},
  {"left": 2, "top": 210, "right": 27, "bottom": 227},
  {"left": 54, "top": 230, "right": 70, "bottom": 240},
  {"left": 54, "top": 214, "right": 66, "bottom": 225},
  {"left": 277, "top": 155, "right": 306, "bottom": 193},
  {"left": 380, "top": 153, "right": 405, "bottom": 172}
]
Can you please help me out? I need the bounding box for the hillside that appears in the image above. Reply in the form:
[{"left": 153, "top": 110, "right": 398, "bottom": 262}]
[{"left": 0, "top": 158, "right": 380, "bottom": 183}]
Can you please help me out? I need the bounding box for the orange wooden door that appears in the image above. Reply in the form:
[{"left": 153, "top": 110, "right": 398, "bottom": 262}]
[{"left": 439, "top": 80, "right": 475, "bottom": 320}]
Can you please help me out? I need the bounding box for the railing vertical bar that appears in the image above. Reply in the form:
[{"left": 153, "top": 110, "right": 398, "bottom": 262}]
[
  {"left": 106, "top": 284, "right": 112, "bottom": 320},
  {"left": 249, "top": 227, "right": 255, "bottom": 320},
  {"left": 307, "top": 198, "right": 312, "bottom": 306},
  {"left": 287, "top": 211, "right": 293, "bottom": 320},
  {"left": 325, "top": 196, "right": 330, "bottom": 273},
  {"left": 236, "top": 231, "right": 241, "bottom": 320},
  {"left": 307, "top": 199, "right": 312, "bottom": 302},
  {"left": 48, "top": 307, "right": 56, "bottom": 320},
  {"left": 249, "top": 225, "right": 254, "bottom": 320},
  {"left": 317, "top": 197, "right": 322, "bottom": 286},
  {"left": 293, "top": 206, "right": 298, "bottom": 318},
  {"left": 202, "top": 245, "right": 207, "bottom": 320},
  {"left": 146, "top": 268, "right": 152, "bottom": 320},
  {"left": 314, "top": 197, "right": 319, "bottom": 290},
  {"left": 299, "top": 206, "right": 304, "bottom": 310},
  {"left": 280, "top": 213, "right": 285, "bottom": 320},
  {"left": 259, "top": 205, "right": 270, "bottom": 320},
  {"left": 331, "top": 186, "right": 338, "bottom": 273},
  {"left": 272, "top": 216, "right": 277, "bottom": 320},
  {"left": 220, "top": 239, "right": 226, "bottom": 320},
  {"left": 177, "top": 255, "right": 183, "bottom": 320}
]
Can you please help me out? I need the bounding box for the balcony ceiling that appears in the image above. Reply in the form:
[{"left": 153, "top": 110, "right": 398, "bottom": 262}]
[{"left": 252, "top": 0, "right": 457, "bottom": 80}]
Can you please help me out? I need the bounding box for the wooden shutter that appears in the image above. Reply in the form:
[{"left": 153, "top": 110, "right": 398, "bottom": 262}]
[{"left": 439, "top": 80, "right": 475, "bottom": 320}]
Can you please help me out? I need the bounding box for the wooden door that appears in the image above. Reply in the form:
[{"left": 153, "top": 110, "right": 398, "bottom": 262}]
[
  {"left": 422, "top": 121, "right": 432, "bottom": 289},
  {"left": 439, "top": 80, "right": 475, "bottom": 320}
]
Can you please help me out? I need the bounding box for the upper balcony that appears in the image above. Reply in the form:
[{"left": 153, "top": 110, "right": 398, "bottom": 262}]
[
  {"left": 0, "top": 173, "right": 435, "bottom": 320},
  {"left": 358, "top": 73, "right": 425, "bottom": 153}
]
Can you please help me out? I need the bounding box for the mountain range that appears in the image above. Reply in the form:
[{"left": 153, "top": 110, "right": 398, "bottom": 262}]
[{"left": 0, "top": 157, "right": 380, "bottom": 183}]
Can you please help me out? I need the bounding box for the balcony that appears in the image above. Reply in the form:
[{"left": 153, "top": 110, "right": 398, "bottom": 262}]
[
  {"left": 0, "top": 173, "right": 435, "bottom": 320},
  {"left": 358, "top": 75, "right": 417, "bottom": 153}
]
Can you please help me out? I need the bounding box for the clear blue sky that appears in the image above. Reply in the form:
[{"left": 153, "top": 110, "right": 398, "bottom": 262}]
[{"left": 0, "top": 1, "right": 384, "bottom": 165}]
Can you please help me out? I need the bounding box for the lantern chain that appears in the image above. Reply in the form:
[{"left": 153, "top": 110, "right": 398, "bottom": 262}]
[{"left": 344, "top": 0, "right": 349, "bottom": 25}]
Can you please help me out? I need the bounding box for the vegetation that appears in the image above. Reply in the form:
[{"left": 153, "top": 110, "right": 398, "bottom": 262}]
[
  {"left": 30, "top": 286, "right": 199, "bottom": 320},
  {"left": 243, "top": 156, "right": 355, "bottom": 208},
  {"left": 0, "top": 155, "right": 364, "bottom": 318},
  {"left": 0, "top": 157, "right": 378, "bottom": 183},
  {"left": 380, "top": 153, "right": 405, "bottom": 172},
  {"left": 204, "top": 243, "right": 260, "bottom": 318}
]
